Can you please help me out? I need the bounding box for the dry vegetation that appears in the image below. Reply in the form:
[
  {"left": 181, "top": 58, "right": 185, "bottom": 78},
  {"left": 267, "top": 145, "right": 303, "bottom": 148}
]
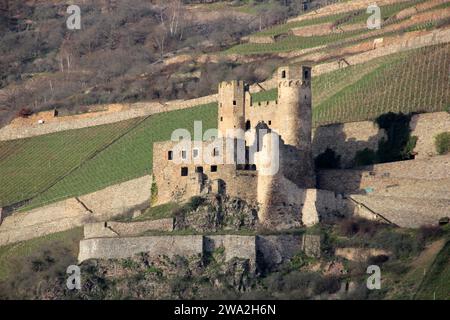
[{"left": 0, "top": 0, "right": 305, "bottom": 125}]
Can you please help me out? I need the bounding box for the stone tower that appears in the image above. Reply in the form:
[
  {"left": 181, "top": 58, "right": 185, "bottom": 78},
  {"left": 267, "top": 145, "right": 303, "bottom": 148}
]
[
  {"left": 276, "top": 65, "right": 315, "bottom": 188},
  {"left": 218, "top": 80, "right": 246, "bottom": 138},
  {"left": 276, "top": 65, "right": 312, "bottom": 150}
]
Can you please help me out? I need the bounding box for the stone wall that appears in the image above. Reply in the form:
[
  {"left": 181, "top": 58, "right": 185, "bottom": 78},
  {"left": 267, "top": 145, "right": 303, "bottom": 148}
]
[
  {"left": 205, "top": 235, "right": 256, "bottom": 271},
  {"left": 312, "top": 120, "right": 386, "bottom": 168},
  {"left": 311, "top": 111, "right": 450, "bottom": 168},
  {"left": 152, "top": 139, "right": 258, "bottom": 205},
  {"left": 410, "top": 112, "right": 450, "bottom": 159},
  {"left": 0, "top": 94, "right": 218, "bottom": 141},
  {"left": 78, "top": 235, "right": 204, "bottom": 262},
  {"left": 256, "top": 235, "right": 303, "bottom": 272},
  {"left": 313, "top": 27, "right": 450, "bottom": 76},
  {"left": 288, "top": 0, "right": 415, "bottom": 23},
  {"left": 0, "top": 175, "right": 152, "bottom": 246},
  {"left": 78, "top": 233, "right": 311, "bottom": 272},
  {"left": 291, "top": 22, "right": 365, "bottom": 37},
  {"left": 318, "top": 155, "right": 450, "bottom": 194}
]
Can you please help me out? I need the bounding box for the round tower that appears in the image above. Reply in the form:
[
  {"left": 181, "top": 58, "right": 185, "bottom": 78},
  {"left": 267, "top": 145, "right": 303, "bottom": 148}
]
[
  {"left": 276, "top": 65, "right": 312, "bottom": 151},
  {"left": 276, "top": 65, "right": 315, "bottom": 188},
  {"left": 218, "top": 80, "right": 246, "bottom": 138}
]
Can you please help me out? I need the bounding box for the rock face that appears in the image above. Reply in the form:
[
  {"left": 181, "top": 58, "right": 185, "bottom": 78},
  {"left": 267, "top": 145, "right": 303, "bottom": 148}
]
[{"left": 174, "top": 195, "right": 258, "bottom": 232}]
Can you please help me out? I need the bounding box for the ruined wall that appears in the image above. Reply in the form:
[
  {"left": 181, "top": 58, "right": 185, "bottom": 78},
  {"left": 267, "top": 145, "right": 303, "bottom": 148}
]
[
  {"left": 78, "top": 235, "right": 204, "bottom": 262},
  {"left": 0, "top": 175, "right": 152, "bottom": 246},
  {"left": 246, "top": 100, "right": 279, "bottom": 130},
  {"left": 152, "top": 139, "right": 258, "bottom": 205}
]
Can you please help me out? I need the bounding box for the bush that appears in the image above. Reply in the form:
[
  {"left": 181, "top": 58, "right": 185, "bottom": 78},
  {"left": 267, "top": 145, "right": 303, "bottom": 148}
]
[
  {"left": 417, "top": 225, "right": 443, "bottom": 244},
  {"left": 435, "top": 132, "right": 450, "bottom": 155},
  {"left": 314, "top": 148, "right": 341, "bottom": 169},
  {"left": 354, "top": 148, "right": 377, "bottom": 166},
  {"left": 373, "top": 230, "right": 422, "bottom": 259},
  {"left": 338, "top": 217, "right": 385, "bottom": 238},
  {"left": 18, "top": 108, "right": 33, "bottom": 118},
  {"left": 313, "top": 275, "right": 341, "bottom": 295},
  {"left": 375, "top": 112, "right": 414, "bottom": 162},
  {"left": 150, "top": 175, "right": 158, "bottom": 206}
]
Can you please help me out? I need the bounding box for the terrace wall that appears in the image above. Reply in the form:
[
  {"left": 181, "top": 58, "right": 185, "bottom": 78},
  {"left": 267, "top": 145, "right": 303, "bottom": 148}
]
[
  {"left": 312, "top": 112, "right": 450, "bottom": 168},
  {"left": 78, "top": 233, "right": 320, "bottom": 272},
  {"left": 78, "top": 235, "right": 204, "bottom": 262},
  {"left": 318, "top": 154, "right": 450, "bottom": 194},
  {"left": 0, "top": 95, "right": 218, "bottom": 141}
]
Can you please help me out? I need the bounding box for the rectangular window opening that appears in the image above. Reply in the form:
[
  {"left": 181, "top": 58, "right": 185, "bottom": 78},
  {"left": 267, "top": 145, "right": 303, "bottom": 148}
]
[
  {"left": 181, "top": 167, "right": 188, "bottom": 176},
  {"left": 211, "top": 165, "right": 217, "bottom": 172},
  {"left": 193, "top": 148, "right": 199, "bottom": 159}
]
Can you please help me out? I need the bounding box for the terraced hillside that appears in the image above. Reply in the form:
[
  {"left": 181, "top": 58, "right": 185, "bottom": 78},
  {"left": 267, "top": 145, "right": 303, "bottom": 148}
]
[
  {"left": 0, "top": 103, "right": 217, "bottom": 209},
  {"left": 226, "top": 0, "right": 450, "bottom": 55},
  {"left": 251, "top": 43, "right": 450, "bottom": 126}
]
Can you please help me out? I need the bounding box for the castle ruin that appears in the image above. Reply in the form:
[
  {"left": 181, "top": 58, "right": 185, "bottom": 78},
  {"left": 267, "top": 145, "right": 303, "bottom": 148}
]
[{"left": 152, "top": 66, "right": 343, "bottom": 229}]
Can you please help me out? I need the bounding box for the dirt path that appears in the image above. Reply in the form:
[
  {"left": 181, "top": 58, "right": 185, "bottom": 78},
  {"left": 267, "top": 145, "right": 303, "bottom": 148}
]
[{"left": 411, "top": 239, "right": 446, "bottom": 269}]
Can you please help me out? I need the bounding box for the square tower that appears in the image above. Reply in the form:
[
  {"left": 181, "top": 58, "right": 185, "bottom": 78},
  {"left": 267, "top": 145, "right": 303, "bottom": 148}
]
[{"left": 218, "top": 80, "right": 247, "bottom": 138}]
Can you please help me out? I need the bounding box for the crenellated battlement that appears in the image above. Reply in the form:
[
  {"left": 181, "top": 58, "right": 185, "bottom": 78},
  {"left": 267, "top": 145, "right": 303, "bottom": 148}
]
[
  {"left": 249, "top": 100, "right": 278, "bottom": 108},
  {"left": 218, "top": 80, "right": 245, "bottom": 88}
]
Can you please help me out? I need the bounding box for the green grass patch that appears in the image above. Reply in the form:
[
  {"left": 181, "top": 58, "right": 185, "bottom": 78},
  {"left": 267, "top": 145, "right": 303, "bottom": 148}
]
[
  {"left": 133, "top": 202, "right": 179, "bottom": 221},
  {"left": 415, "top": 240, "right": 450, "bottom": 300},
  {"left": 435, "top": 132, "right": 450, "bottom": 155},
  {"left": 226, "top": 29, "right": 366, "bottom": 55},
  {"left": 251, "top": 88, "right": 277, "bottom": 103},
  {"left": 0, "top": 227, "right": 82, "bottom": 281}
]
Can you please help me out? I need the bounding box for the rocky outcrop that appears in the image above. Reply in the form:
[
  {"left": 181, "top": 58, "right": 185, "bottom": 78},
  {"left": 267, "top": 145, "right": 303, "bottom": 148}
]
[{"left": 174, "top": 195, "right": 258, "bottom": 232}]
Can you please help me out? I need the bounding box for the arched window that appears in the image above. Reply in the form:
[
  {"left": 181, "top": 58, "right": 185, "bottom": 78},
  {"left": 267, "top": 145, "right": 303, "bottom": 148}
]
[{"left": 245, "top": 120, "right": 251, "bottom": 130}]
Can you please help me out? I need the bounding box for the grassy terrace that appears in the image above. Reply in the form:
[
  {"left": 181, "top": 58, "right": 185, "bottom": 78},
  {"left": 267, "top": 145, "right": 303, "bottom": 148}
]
[{"left": 227, "top": 29, "right": 367, "bottom": 55}]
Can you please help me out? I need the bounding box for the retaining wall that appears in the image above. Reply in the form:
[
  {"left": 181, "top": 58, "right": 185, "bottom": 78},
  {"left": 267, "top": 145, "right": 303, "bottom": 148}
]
[
  {"left": 78, "top": 235, "right": 203, "bottom": 262},
  {"left": 0, "top": 175, "right": 152, "bottom": 246},
  {"left": 78, "top": 234, "right": 317, "bottom": 272}
]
